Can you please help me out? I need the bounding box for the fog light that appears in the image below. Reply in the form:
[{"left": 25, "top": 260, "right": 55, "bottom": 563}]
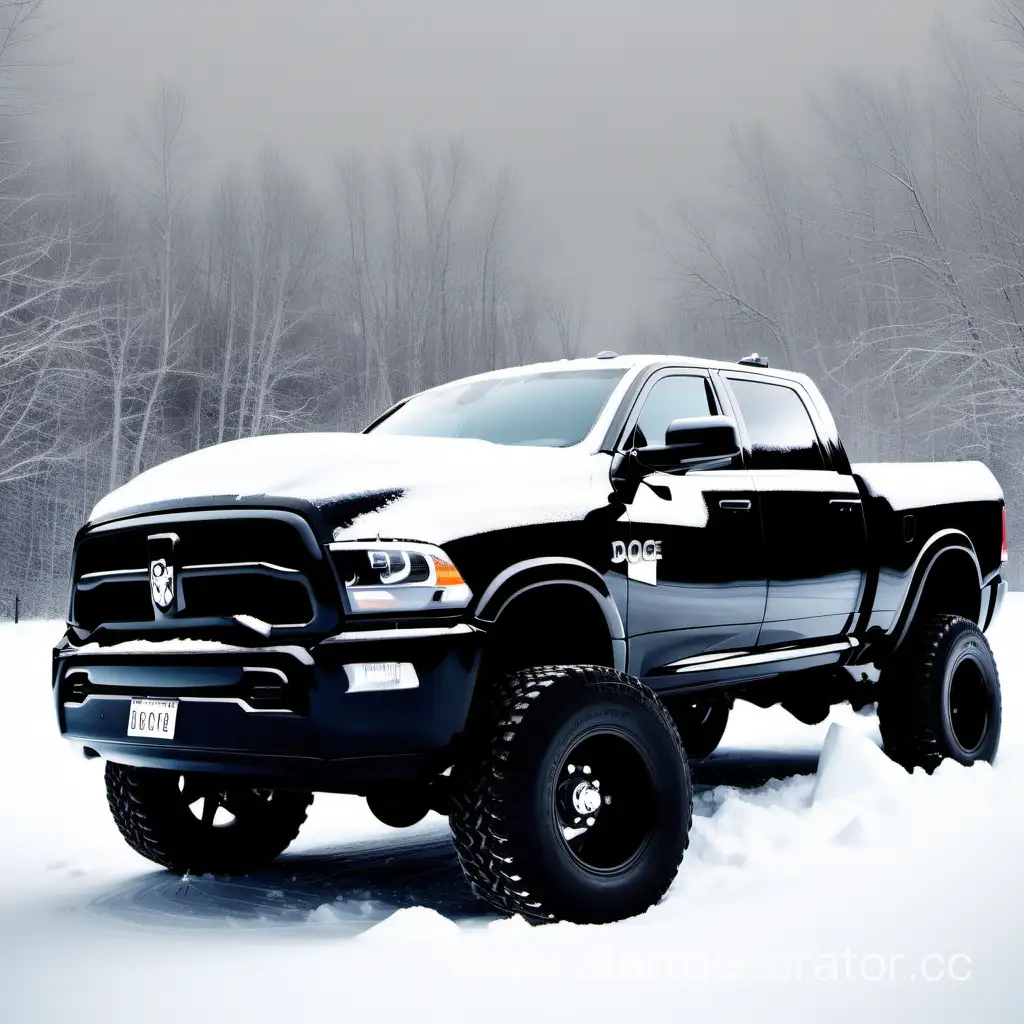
[{"left": 344, "top": 662, "right": 419, "bottom": 693}]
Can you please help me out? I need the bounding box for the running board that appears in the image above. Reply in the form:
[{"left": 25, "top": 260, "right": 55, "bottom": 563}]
[
  {"left": 665, "top": 638, "right": 858, "bottom": 674},
  {"left": 644, "top": 637, "right": 859, "bottom": 693}
]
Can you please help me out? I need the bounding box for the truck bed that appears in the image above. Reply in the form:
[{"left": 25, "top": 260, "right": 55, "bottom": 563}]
[{"left": 852, "top": 460, "right": 1005, "bottom": 642}]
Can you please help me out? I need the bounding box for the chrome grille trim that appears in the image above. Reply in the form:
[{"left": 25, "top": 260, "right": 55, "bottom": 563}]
[
  {"left": 61, "top": 641, "right": 315, "bottom": 665},
  {"left": 62, "top": 693, "right": 294, "bottom": 714}
]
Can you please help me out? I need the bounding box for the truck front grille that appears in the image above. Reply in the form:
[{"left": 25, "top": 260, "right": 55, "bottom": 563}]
[{"left": 71, "top": 511, "right": 331, "bottom": 636}]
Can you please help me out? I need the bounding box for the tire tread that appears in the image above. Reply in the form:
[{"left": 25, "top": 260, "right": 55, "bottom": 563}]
[
  {"left": 878, "top": 614, "right": 1001, "bottom": 771},
  {"left": 450, "top": 664, "right": 690, "bottom": 922},
  {"left": 105, "top": 762, "right": 313, "bottom": 874}
]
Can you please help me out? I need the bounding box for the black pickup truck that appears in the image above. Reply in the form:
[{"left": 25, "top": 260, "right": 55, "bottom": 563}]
[{"left": 54, "top": 353, "right": 1007, "bottom": 923}]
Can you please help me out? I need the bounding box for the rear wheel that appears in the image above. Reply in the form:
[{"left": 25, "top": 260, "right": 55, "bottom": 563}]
[
  {"left": 105, "top": 762, "right": 313, "bottom": 874},
  {"left": 877, "top": 614, "right": 1001, "bottom": 771},
  {"left": 450, "top": 665, "right": 691, "bottom": 923},
  {"left": 666, "top": 698, "right": 730, "bottom": 758}
]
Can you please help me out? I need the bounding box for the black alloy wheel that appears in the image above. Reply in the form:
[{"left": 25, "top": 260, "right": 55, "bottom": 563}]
[
  {"left": 450, "top": 664, "right": 691, "bottom": 924},
  {"left": 105, "top": 761, "right": 313, "bottom": 874},
  {"left": 666, "top": 698, "right": 731, "bottom": 758},
  {"left": 878, "top": 614, "right": 1001, "bottom": 771},
  {"left": 553, "top": 733, "right": 656, "bottom": 872}
]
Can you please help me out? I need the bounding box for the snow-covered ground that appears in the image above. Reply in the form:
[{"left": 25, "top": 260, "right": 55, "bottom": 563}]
[{"left": 2, "top": 605, "right": 1023, "bottom": 1023}]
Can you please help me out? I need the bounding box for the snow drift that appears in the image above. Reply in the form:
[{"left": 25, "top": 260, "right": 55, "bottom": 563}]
[{"left": 2, "top": 602, "right": 1023, "bottom": 1022}]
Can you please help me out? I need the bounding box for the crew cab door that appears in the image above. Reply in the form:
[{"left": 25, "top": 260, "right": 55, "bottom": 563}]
[
  {"left": 619, "top": 370, "right": 767, "bottom": 676},
  {"left": 721, "top": 372, "right": 867, "bottom": 645}
]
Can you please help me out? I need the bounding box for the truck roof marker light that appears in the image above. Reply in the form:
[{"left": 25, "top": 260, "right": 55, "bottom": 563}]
[{"left": 738, "top": 353, "right": 769, "bottom": 367}]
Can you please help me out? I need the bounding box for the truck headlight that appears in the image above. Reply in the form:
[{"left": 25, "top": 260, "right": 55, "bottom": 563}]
[{"left": 327, "top": 541, "right": 472, "bottom": 614}]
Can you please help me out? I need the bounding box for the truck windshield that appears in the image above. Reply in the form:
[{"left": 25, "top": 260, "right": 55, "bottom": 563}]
[{"left": 368, "top": 368, "right": 626, "bottom": 447}]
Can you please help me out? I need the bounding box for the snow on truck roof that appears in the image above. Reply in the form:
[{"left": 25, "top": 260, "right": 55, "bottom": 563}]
[
  {"left": 417, "top": 353, "right": 810, "bottom": 391},
  {"left": 382, "top": 354, "right": 816, "bottom": 453}
]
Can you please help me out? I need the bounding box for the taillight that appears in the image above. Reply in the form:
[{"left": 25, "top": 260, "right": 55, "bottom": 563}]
[{"left": 1002, "top": 507, "right": 1009, "bottom": 563}]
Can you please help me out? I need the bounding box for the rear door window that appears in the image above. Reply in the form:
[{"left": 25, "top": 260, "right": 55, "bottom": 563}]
[{"left": 726, "top": 378, "right": 825, "bottom": 471}]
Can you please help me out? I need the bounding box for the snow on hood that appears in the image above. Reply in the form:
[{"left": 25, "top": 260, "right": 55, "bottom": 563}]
[{"left": 89, "top": 432, "right": 604, "bottom": 545}]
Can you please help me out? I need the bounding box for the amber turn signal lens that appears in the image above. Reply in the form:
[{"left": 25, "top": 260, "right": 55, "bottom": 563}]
[{"left": 432, "top": 557, "right": 465, "bottom": 587}]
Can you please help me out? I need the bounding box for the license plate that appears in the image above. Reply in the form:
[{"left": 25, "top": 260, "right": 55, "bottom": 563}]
[{"left": 127, "top": 699, "right": 178, "bottom": 740}]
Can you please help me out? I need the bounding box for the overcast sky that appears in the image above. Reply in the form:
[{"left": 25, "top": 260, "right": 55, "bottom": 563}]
[{"left": 40, "top": 0, "right": 987, "bottom": 349}]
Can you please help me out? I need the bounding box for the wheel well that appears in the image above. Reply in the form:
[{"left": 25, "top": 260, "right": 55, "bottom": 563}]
[
  {"left": 480, "top": 583, "right": 616, "bottom": 680},
  {"left": 911, "top": 548, "right": 982, "bottom": 627}
]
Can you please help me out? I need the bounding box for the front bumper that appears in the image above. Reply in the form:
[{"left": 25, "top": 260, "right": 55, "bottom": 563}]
[{"left": 53, "top": 625, "right": 483, "bottom": 791}]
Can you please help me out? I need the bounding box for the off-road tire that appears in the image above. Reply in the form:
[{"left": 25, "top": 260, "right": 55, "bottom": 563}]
[
  {"left": 105, "top": 762, "right": 313, "bottom": 874},
  {"left": 666, "top": 698, "right": 730, "bottom": 758},
  {"left": 877, "top": 614, "right": 1001, "bottom": 772},
  {"left": 450, "top": 665, "right": 692, "bottom": 924}
]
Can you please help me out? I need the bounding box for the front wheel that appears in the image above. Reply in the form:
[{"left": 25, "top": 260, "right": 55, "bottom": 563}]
[
  {"left": 450, "top": 665, "right": 692, "bottom": 924},
  {"left": 877, "top": 615, "right": 1001, "bottom": 772},
  {"left": 105, "top": 762, "right": 313, "bottom": 874}
]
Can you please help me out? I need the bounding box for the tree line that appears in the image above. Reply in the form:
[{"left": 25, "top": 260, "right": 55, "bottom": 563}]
[
  {"left": 0, "top": 27, "right": 571, "bottom": 615},
  {"left": 5, "top": 1, "right": 1024, "bottom": 615},
  {"left": 642, "top": 2, "right": 1024, "bottom": 586}
]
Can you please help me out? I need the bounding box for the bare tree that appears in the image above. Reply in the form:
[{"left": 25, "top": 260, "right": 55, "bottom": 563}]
[
  {"left": 545, "top": 294, "right": 587, "bottom": 359},
  {"left": 246, "top": 151, "right": 323, "bottom": 437},
  {"left": 129, "top": 84, "right": 193, "bottom": 476},
  {"left": 0, "top": 98, "right": 554, "bottom": 616},
  {"left": 647, "top": 12, "right": 1024, "bottom": 585}
]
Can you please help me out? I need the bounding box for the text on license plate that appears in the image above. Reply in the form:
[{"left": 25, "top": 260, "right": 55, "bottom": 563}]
[{"left": 127, "top": 699, "right": 178, "bottom": 740}]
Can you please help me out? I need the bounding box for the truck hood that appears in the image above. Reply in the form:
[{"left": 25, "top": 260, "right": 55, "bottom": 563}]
[{"left": 89, "top": 432, "right": 604, "bottom": 544}]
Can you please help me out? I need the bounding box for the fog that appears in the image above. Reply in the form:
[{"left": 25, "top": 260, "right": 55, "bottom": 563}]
[
  {"left": 9, "top": 0, "right": 1024, "bottom": 614},
  {"left": 40, "top": 0, "right": 984, "bottom": 349}
]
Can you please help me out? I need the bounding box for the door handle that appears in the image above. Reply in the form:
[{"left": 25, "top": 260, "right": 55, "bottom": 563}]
[
  {"left": 719, "top": 499, "right": 752, "bottom": 511},
  {"left": 829, "top": 499, "right": 862, "bottom": 512}
]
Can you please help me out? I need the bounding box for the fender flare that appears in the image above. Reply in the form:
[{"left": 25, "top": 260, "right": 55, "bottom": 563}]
[
  {"left": 888, "top": 530, "right": 982, "bottom": 652},
  {"left": 474, "top": 557, "right": 626, "bottom": 669}
]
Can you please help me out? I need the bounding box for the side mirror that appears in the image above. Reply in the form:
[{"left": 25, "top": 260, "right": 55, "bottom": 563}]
[{"left": 634, "top": 416, "right": 740, "bottom": 472}]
